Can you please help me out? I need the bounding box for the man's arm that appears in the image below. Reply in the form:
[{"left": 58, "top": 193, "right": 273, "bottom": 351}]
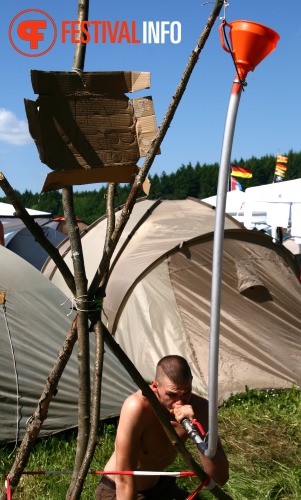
[
  {"left": 197, "top": 436, "right": 229, "bottom": 485},
  {"left": 173, "top": 396, "right": 229, "bottom": 485},
  {"left": 114, "top": 394, "right": 145, "bottom": 499}
]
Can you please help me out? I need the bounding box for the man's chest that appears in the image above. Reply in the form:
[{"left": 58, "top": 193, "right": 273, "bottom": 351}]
[{"left": 139, "top": 417, "right": 187, "bottom": 466}]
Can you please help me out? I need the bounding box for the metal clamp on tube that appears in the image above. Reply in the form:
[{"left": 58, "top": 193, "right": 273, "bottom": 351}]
[{"left": 181, "top": 418, "right": 208, "bottom": 455}]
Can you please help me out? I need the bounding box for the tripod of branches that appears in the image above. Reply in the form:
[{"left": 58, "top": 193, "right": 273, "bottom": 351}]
[{"left": 0, "top": 1, "right": 232, "bottom": 498}]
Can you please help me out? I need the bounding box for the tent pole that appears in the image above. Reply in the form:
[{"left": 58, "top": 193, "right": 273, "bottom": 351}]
[{"left": 205, "top": 79, "right": 243, "bottom": 459}]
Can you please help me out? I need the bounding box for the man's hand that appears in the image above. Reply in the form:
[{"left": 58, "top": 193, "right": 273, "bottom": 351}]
[{"left": 173, "top": 403, "right": 194, "bottom": 423}]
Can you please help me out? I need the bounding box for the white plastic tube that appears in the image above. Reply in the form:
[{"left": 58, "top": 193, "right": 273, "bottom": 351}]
[{"left": 205, "top": 79, "right": 243, "bottom": 459}]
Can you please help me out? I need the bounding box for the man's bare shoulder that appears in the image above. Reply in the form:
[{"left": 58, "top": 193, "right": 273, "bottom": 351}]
[
  {"left": 121, "top": 390, "right": 152, "bottom": 417},
  {"left": 116, "top": 390, "right": 151, "bottom": 441}
]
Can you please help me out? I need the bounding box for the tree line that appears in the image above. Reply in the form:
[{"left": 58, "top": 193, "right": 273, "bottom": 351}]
[{"left": 1, "top": 150, "right": 301, "bottom": 225}]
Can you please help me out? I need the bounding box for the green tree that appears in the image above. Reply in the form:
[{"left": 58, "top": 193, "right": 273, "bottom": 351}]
[
  {"left": 2, "top": 151, "right": 301, "bottom": 222},
  {"left": 173, "top": 163, "right": 200, "bottom": 199},
  {"left": 199, "top": 163, "right": 219, "bottom": 198}
]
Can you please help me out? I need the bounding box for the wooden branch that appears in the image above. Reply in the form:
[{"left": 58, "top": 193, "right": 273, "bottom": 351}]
[
  {"left": 62, "top": 172, "right": 90, "bottom": 490},
  {"left": 0, "top": 172, "right": 76, "bottom": 295},
  {"left": 69, "top": 320, "right": 104, "bottom": 499},
  {"left": 68, "top": 183, "right": 115, "bottom": 498},
  {"left": 72, "top": 0, "right": 90, "bottom": 72},
  {"left": 65, "top": 1, "right": 91, "bottom": 493},
  {"left": 88, "top": 0, "right": 225, "bottom": 296}
]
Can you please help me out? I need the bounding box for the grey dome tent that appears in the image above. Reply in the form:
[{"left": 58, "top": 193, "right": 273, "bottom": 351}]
[
  {"left": 43, "top": 198, "right": 301, "bottom": 403},
  {"left": 0, "top": 245, "right": 136, "bottom": 444},
  {"left": 1, "top": 202, "right": 65, "bottom": 270},
  {"left": 6, "top": 225, "right": 66, "bottom": 270}
]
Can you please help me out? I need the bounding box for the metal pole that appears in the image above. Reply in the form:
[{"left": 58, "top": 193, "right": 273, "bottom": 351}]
[{"left": 205, "top": 78, "right": 243, "bottom": 458}]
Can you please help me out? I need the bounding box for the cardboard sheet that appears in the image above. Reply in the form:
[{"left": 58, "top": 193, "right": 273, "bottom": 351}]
[{"left": 24, "top": 71, "right": 158, "bottom": 192}]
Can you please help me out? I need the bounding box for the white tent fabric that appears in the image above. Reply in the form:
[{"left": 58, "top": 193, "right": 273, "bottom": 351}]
[
  {"left": 202, "top": 190, "right": 246, "bottom": 224},
  {"left": 0, "top": 202, "right": 51, "bottom": 218},
  {"left": 243, "top": 179, "right": 301, "bottom": 232},
  {"left": 203, "top": 179, "right": 301, "bottom": 238},
  {"left": 245, "top": 178, "right": 301, "bottom": 203},
  {"left": 44, "top": 199, "right": 301, "bottom": 404},
  {"left": 0, "top": 246, "right": 137, "bottom": 444}
]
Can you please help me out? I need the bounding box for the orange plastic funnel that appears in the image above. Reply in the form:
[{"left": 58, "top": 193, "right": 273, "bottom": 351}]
[{"left": 219, "top": 20, "right": 280, "bottom": 80}]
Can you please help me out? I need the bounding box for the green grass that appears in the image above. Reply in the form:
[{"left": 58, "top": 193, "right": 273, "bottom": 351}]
[
  {"left": 219, "top": 387, "right": 301, "bottom": 499},
  {"left": 1, "top": 388, "right": 300, "bottom": 499}
]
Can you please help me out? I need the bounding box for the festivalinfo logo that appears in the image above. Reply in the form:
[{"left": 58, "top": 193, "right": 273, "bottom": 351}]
[{"left": 9, "top": 9, "right": 182, "bottom": 57}]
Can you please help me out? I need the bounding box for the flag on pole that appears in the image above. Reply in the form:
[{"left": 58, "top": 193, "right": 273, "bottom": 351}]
[
  {"left": 274, "top": 154, "right": 288, "bottom": 182},
  {"left": 231, "top": 176, "right": 243, "bottom": 191},
  {"left": 231, "top": 166, "right": 252, "bottom": 178}
]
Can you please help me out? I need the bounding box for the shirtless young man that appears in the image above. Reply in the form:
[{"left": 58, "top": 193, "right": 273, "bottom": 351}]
[{"left": 96, "top": 355, "right": 229, "bottom": 499}]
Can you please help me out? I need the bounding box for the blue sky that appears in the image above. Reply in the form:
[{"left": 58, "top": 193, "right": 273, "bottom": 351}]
[{"left": 1, "top": 1, "right": 300, "bottom": 194}]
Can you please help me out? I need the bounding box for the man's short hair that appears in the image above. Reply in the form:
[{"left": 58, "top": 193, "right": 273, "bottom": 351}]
[{"left": 156, "top": 355, "right": 192, "bottom": 385}]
